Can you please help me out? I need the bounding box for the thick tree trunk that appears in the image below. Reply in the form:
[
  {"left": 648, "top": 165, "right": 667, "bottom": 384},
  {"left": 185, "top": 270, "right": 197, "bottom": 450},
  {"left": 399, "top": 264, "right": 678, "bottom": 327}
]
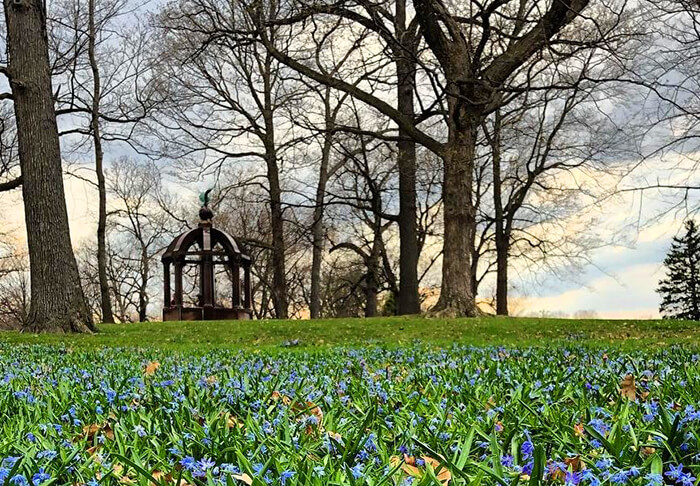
[
  {"left": 395, "top": 0, "right": 420, "bottom": 316},
  {"left": 432, "top": 97, "right": 479, "bottom": 317},
  {"left": 4, "top": 0, "right": 95, "bottom": 333},
  {"left": 88, "top": 0, "right": 114, "bottom": 323}
]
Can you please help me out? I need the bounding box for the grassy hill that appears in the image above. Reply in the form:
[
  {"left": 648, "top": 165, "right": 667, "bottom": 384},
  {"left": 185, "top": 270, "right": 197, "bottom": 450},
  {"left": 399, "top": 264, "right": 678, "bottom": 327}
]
[{"left": 0, "top": 316, "right": 697, "bottom": 350}]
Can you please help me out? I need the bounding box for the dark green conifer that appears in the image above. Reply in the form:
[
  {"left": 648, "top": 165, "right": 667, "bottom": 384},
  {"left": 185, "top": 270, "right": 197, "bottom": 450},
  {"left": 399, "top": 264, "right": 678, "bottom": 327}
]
[{"left": 658, "top": 220, "right": 700, "bottom": 320}]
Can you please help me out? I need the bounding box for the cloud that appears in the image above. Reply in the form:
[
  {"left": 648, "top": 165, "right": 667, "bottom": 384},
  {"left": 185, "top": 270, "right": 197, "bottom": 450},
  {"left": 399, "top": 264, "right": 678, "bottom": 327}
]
[
  {"left": 520, "top": 262, "right": 664, "bottom": 318},
  {"left": 1, "top": 174, "right": 97, "bottom": 249}
]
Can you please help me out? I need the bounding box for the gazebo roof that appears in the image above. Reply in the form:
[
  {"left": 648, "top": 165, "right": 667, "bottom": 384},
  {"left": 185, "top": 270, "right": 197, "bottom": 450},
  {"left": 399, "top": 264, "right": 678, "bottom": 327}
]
[{"left": 162, "top": 223, "right": 250, "bottom": 262}]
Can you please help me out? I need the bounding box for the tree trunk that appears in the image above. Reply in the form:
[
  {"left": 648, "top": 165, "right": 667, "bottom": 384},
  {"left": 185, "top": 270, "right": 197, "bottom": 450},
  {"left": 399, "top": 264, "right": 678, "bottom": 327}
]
[
  {"left": 4, "top": 0, "right": 95, "bottom": 333},
  {"left": 139, "top": 245, "right": 149, "bottom": 322},
  {"left": 365, "top": 236, "right": 381, "bottom": 318},
  {"left": 267, "top": 143, "right": 288, "bottom": 319},
  {"left": 491, "top": 110, "right": 508, "bottom": 316},
  {"left": 310, "top": 90, "right": 335, "bottom": 319},
  {"left": 495, "top": 230, "right": 509, "bottom": 316},
  {"left": 309, "top": 167, "right": 327, "bottom": 319},
  {"left": 88, "top": 0, "right": 114, "bottom": 323},
  {"left": 395, "top": 0, "right": 420, "bottom": 316},
  {"left": 262, "top": 50, "right": 288, "bottom": 320},
  {"left": 432, "top": 97, "right": 479, "bottom": 317}
]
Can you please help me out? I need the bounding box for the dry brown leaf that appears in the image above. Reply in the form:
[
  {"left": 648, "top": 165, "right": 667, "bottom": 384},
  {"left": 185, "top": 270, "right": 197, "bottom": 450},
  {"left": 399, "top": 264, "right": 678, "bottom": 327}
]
[
  {"left": 86, "top": 445, "right": 101, "bottom": 456},
  {"left": 270, "top": 391, "right": 292, "bottom": 405},
  {"left": 206, "top": 375, "right": 218, "bottom": 385},
  {"left": 226, "top": 415, "right": 244, "bottom": 429},
  {"left": 390, "top": 454, "right": 451, "bottom": 485},
  {"left": 78, "top": 423, "right": 114, "bottom": 443},
  {"left": 232, "top": 473, "right": 252, "bottom": 485},
  {"left": 326, "top": 430, "right": 342, "bottom": 441},
  {"left": 103, "top": 424, "right": 115, "bottom": 441},
  {"left": 549, "top": 463, "right": 566, "bottom": 482},
  {"left": 144, "top": 361, "right": 160, "bottom": 376},
  {"left": 290, "top": 400, "right": 324, "bottom": 434},
  {"left": 305, "top": 402, "right": 323, "bottom": 427},
  {"left": 564, "top": 456, "right": 585, "bottom": 471},
  {"left": 150, "top": 470, "right": 173, "bottom": 485},
  {"left": 620, "top": 374, "right": 636, "bottom": 400},
  {"left": 485, "top": 396, "right": 497, "bottom": 410}
]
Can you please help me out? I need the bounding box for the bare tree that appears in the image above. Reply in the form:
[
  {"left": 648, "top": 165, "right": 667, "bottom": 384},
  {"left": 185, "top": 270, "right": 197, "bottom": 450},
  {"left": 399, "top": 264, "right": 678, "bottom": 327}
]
[
  {"left": 0, "top": 239, "right": 29, "bottom": 329},
  {"left": 49, "top": 0, "right": 161, "bottom": 323},
  {"left": 2, "top": 0, "right": 94, "bottom": 332},
  {"left": 471, "top": 39, "right": 636, "bottom": 315},
  {"left": 153, "top": 0, "right": 308, "bottom": 318},
  {"left": 0, "top": 104, "right": 19, "bottom": 192},
  {"left": 242, "top": 0, "right": 620, "bottom": 316},
  {"left": 107, "top": 158, "right": 178, "bottom": 321}
]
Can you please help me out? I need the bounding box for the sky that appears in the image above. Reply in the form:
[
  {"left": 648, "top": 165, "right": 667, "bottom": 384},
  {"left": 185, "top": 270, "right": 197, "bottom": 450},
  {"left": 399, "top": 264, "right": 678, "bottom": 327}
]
[{"left": 1, "top": 170, "right": 689, "bottom": 319}]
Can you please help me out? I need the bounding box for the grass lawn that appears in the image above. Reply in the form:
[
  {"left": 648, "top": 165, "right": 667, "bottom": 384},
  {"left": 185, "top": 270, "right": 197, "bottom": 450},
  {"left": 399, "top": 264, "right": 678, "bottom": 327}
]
[
  {"left": 2, "top": 317, "right": 700, "bottom": 484},
  {"left": 0, "top": 316, "right": 698, "bottom": 350}
]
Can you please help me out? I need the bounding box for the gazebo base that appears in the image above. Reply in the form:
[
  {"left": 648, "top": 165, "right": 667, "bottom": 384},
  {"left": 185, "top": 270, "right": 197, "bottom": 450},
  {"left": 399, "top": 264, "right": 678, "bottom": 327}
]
[{"left": 163, "top": 306, "right": 252, "bottom": 321}]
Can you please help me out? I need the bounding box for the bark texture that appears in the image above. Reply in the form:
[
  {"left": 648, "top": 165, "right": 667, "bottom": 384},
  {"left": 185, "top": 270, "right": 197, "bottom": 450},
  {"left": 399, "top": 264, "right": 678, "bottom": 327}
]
[
  {"left": 4, "top": 0, "right": 96, "bottom": 333},
  {"left": 395, "top": 0, "right": 421, "bottom": 315}
]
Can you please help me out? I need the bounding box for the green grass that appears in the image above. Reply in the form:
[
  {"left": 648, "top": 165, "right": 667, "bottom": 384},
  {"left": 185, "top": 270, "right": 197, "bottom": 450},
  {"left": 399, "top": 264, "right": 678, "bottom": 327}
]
[{"left": 0, "top": 316, "right": 698, "bottom": 350}]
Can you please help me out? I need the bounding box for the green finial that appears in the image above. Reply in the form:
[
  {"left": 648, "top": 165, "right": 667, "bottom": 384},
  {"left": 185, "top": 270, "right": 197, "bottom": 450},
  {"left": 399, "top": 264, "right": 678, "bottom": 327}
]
[{"left": 199, "top": 187, "right": 215, "bottom": 207}]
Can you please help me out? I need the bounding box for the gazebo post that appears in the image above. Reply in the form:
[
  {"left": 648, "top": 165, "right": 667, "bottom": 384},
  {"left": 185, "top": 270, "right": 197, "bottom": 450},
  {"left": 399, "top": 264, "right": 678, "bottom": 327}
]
[
  {"left": 231, "top": 261, "right": 241, "bottom": 308},
  {"left": 163, "top": 262, "right": 171, "bottom": 306},
  {"left": 174, "top": 262, "right": 183, "bottom": 306},
  {"left": 243, "top": 262, "right": 252, "bottom": 310}
]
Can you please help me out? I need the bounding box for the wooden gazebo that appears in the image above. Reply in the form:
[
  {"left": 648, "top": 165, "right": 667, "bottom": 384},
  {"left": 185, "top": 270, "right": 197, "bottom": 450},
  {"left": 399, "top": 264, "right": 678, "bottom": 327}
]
[{"left": 161, "top": 206, "right": 252, "bottom": 321}]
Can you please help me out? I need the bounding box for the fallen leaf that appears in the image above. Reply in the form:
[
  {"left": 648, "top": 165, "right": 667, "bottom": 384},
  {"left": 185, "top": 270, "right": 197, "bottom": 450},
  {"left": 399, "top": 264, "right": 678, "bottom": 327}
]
[
  {"left": 620, "top": 374, "right": 636, "bottom": 400},
  {"left": 226, "top": 415, "right": 244, "bottom": 429},
  {"left": 390, "top": 455, "right": 451, "bottom": 485},
  {"left": 232, "top": 473, "right": 252, "bottom": 485},
  {"left": 150, "top": 470, "right": 173, "bottom": 485},
  {"left": 564, "top": 456, "right": 585, "bottom": 471},
  {"left": 144, "top": 361, "right": 160, "bottom": 376},
  {"left": 78, "top": 423, "right": 114, "bottom": 443},
  {"left": 326, "top": 430, "right": 342, "bottom": 442}
]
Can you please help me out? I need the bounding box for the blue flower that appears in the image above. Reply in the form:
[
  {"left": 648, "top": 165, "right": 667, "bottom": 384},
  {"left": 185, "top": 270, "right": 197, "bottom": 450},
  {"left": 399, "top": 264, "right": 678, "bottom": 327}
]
[
  {"left": 666, "top": 464, "right": 685, "bottom": 482},
  {"left": 180, "top": 456, "right": 196, "bottom": 472},
  {"left": 10, "top": 475, "right": 28, "bottom": 486},
  {"left": 644, "top": 473, "right": 663, "bottom": 486},
  {"left": 350, "top": 464, "right": 364, "bottom": 479},
  {"left": 679, "top": 472, "right": 696, "bottom": 486},
  {"left": 280, "top": 470, "right": 296, "bottom": 485},
  {"left": 31, "top": 469, "right": 50, "bottom": 486}
]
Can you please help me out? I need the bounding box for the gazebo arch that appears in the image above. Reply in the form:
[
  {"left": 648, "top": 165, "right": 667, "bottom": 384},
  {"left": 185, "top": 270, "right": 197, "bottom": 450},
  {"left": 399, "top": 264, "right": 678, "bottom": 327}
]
[{"left": 162, "top": 207, "right": 252, "bottom": 321}]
